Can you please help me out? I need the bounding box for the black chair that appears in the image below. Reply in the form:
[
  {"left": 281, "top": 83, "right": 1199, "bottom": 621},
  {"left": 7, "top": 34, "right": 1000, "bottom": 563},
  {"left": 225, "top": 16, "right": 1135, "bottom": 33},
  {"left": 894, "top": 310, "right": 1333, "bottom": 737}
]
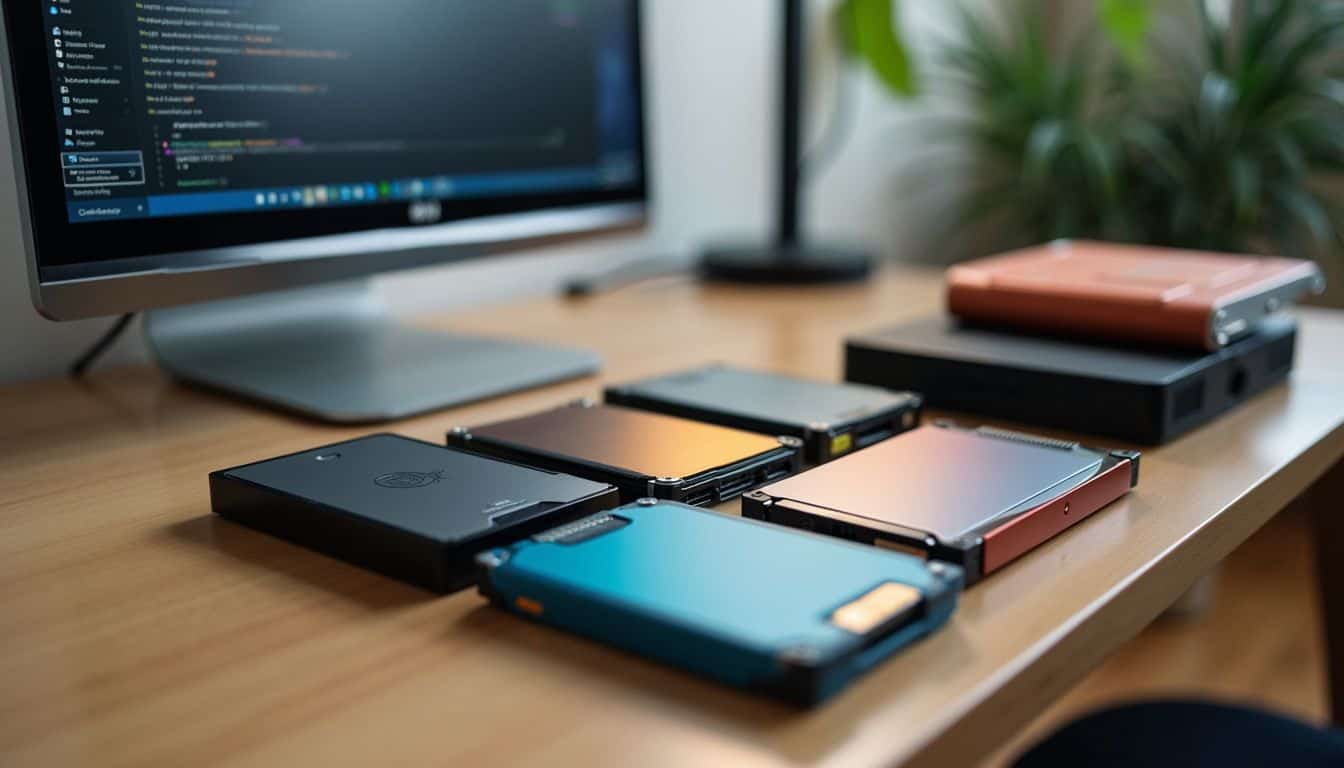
[{"left": 1014, "top": 699, "right": 1344, "bottom": 768}]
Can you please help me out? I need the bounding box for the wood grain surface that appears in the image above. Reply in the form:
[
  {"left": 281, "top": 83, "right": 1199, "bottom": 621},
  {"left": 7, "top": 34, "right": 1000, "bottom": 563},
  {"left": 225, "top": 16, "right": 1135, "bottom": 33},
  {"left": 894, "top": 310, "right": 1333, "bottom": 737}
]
[{"left": 3, "top": 266, "right": 1343, "bottom": 767}]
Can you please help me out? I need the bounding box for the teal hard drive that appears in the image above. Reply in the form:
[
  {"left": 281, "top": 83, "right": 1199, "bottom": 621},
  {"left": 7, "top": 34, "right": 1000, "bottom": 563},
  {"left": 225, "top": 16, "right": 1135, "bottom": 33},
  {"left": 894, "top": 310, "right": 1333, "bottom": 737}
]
[{"left": 475, "top": 500, "right": 961, "bottom": 706}]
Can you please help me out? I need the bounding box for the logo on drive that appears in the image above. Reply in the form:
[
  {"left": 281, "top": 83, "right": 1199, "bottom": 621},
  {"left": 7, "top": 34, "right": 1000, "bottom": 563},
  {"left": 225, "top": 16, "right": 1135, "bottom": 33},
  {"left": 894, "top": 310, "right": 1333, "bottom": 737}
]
[{"left": 375, "top": 470, "right": 447, "bottom": 489}]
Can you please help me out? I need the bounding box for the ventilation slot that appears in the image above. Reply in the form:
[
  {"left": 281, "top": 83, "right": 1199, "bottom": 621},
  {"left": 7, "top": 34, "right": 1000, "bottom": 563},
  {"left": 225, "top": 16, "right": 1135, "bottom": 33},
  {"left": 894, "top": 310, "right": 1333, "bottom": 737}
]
[{"left": 973, "top": 426, "right": 1080, "bottom": 451}]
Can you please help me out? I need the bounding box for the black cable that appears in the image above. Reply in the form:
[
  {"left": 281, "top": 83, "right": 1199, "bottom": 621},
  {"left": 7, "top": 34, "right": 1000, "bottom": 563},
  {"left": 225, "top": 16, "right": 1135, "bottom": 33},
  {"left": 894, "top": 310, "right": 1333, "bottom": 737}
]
[
  {"left": 68, "top": 313, "right": 135, "bottom": 378},
  {"left": 562, "top": 255, "right": 685, "bottom": 299}
]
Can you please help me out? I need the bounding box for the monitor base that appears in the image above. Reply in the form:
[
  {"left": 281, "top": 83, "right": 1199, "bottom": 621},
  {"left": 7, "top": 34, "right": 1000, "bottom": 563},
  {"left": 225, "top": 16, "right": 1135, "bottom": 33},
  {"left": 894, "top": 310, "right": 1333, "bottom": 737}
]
[
  {"left": 700, "top": 243, "right": 873, "bottom": 285},
  {"left": 144, "top": 281, "right": 600, "bottom": 423}
]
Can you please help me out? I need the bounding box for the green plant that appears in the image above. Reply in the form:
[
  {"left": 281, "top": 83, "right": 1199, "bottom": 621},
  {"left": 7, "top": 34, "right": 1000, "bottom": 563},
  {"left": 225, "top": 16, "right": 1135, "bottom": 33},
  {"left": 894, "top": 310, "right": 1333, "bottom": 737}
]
[
  {"left": 1128, "top": 1, "right": 1344, "bottom": 257},
  {"left": 836, "top": 0, "right": 1154, "bottom": 97},
  {"left": 845, "top": 0, "right": 1344, "bottom": 264},
  {"left": 931, "top": 3, "right": 1141, "bottom": 246}
]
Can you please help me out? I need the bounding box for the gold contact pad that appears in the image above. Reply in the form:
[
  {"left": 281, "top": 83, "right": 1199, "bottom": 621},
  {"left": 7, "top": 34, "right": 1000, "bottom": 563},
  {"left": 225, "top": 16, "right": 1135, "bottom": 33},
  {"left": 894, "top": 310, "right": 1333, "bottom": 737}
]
[
  {"left": 830, "top": 582, "right": 923, "bottom": 635},
  {"left": 829, "top": 433, "right": 854, "bottom": 457}
]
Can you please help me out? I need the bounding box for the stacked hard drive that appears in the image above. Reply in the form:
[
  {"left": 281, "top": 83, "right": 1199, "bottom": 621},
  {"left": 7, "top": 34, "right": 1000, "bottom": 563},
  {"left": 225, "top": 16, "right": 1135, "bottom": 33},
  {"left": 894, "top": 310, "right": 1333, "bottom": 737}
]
[{"left": 846, "top": 240, "right": 1323, "bottom": 444}]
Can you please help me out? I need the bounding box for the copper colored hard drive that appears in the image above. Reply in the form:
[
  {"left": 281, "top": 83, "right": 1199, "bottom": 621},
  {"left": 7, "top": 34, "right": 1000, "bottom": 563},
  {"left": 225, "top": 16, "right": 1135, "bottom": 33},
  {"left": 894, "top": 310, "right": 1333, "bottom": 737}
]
[
  {"left": 947, "top": 240, "right": 1323, "bottom": 350},
  {"left": 743, "top": 422, "right": 1139, "bottom": 583}
]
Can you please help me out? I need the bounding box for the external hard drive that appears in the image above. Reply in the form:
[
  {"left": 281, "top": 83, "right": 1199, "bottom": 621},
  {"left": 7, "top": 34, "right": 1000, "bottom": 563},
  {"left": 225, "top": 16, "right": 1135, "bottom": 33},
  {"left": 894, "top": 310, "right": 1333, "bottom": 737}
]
[
  {"left": 604, "top": 364, "right": 923, "bottom": 464},
  {"left": 475, "top": 499, "right": 962, "bottom": 706},
  {"left": 947, "top": 240, "right": 1324, "bottom": 350},
  {"left": 845, "top": 314, "right": 1297, "bottom": 444},
  {"left": 743, "top": 423, "right": 1140, "bottom": 584},
  {"left": 448, "top": 401, "right": 801, "bottom": 505},
  {"left": 209, "top": 434, "right": 619, "bottom": 593}
]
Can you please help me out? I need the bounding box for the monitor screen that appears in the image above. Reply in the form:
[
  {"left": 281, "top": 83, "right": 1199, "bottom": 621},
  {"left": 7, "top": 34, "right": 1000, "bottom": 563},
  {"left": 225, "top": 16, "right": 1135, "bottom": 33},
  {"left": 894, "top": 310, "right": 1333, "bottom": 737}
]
[{"left": 5, "top": 0, "right": 645, "bottom": 282}]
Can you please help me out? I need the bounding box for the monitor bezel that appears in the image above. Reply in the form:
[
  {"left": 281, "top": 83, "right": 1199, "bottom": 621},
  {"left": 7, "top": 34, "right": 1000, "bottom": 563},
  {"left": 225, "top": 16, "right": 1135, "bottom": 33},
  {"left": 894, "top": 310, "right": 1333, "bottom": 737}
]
[{"left": 3, "top": 1, "right": 649, "bottom": 320}]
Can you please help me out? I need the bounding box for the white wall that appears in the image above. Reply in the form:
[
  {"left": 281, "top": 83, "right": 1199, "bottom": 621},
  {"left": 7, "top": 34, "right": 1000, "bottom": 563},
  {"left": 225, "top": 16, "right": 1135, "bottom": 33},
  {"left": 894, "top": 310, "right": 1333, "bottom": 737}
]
[{"left": 0, "top": 1, "right": 961, "bottom": 384}]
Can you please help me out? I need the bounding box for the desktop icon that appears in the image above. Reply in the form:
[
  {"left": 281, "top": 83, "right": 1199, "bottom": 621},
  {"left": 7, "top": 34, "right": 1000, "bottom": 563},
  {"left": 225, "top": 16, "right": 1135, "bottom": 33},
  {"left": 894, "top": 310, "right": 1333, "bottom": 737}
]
[{"left": 62, "top": 107, "right": 71, "bottom": 116}]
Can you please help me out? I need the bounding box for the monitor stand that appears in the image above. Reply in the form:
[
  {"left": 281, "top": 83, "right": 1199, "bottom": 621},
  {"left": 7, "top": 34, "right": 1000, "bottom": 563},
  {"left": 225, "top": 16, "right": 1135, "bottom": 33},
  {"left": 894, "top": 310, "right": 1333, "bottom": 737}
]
[{"left": 144, "top": 281, "right": 601, "bottom": 423}]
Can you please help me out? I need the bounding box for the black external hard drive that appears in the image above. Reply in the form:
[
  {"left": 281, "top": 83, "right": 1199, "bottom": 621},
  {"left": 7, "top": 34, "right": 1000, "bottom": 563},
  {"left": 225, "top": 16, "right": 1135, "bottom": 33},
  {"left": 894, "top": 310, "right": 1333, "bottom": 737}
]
[
  {"left": 845, "top": 315, "right": 1297, "bottom": 445},
  {"left": 447, "top": 401, "right": 802, "bottom": 506},
  {"left": 604, "top": 364, "right": 923, "bottom": 464},
  {"left": 209, "top": 434, "right": 620, "bottom": 593}
]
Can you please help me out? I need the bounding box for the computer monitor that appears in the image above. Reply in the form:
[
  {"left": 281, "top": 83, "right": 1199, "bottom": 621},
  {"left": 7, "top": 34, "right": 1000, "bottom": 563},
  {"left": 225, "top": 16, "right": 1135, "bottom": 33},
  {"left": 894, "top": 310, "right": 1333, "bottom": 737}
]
[{"left": 2, "top": 0, "right": 647, "bottom": 421}]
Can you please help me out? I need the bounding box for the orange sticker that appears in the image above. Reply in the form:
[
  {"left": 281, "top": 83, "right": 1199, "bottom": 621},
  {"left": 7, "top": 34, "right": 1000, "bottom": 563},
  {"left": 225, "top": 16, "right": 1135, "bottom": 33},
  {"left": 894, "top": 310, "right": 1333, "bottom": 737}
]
[{"left": 515, "top": 596, "right": 544, "bottom": 616}]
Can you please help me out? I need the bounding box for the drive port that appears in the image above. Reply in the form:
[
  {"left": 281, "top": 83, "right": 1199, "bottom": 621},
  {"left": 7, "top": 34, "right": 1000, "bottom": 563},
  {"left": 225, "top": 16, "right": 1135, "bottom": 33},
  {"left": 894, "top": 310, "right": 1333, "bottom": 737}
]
[
  {"left": 1228, "top": 366, "right": 1248, "bottom": 397},
  {"left": 683, "top": 488, "right": 714, "bottom": 507},
  {"left": 758, "top": 462, "right": 791, "bottom": 485},
  {"left": 717, "top": 474, "right": 756, "bottom": 502},
  {"left": 854, "top": 423, "right": 897, "bottom": 450}
]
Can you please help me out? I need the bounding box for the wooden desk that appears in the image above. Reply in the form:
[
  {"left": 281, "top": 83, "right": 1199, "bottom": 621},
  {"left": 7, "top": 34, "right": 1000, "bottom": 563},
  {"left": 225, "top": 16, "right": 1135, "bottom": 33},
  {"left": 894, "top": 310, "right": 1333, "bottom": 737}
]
[{"left": 4, "top": 266, "right": 1344, "bottom": 767}]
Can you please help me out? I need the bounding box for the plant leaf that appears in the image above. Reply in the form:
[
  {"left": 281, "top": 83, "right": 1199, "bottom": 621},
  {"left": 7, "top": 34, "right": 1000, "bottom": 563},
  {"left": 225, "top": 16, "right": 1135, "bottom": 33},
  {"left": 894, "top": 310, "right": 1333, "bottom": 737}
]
[
  {"left": 1079, "top": 131, "right": 1120, "bottom": 202},
  {"left": 1242, "top": 0, "right": 1294, "bottom": 71},
  {"left": 1270, "top": 183, "right": 1334, "bottom": 248},
  {"left": 1199, "top": 0, "right": 1228, "bottom": 73},
  {"left": 1197, "top": 72, "right": 1239, "bottom": 142},
  {"left": 1023, "top": 119, "right": 1068, "bottom": 189},
  {"left": 1099, "top": 0, "right": 1152, "bottom": 69},
  {"left": 1272, "top": 133, "right": 1307, "bottom": 179},
  {"left": 1229, "top": 154, "right": 1261, "bottom": 225},
  {"left": 1121, "top": 121, "right": 1188, "bottom": 183},
  {"left": 839, "top": 0, "right": 918, "bottom": 97}
]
